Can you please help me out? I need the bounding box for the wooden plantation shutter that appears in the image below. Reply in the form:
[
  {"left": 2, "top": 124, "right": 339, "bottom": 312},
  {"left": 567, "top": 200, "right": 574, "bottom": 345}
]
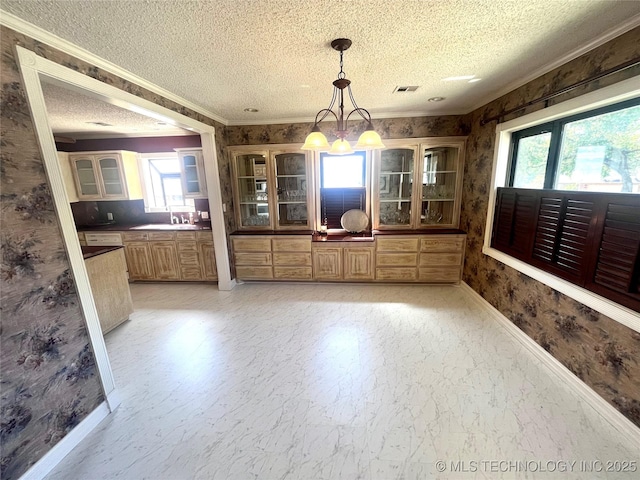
[
  {"left": 492, "top": 188, "right": 640, "bottom": 311},
  {"left": 321, "top": 188, "right": 366, "bottom": 229},
  {"left": 588, "top": 202, "right": 640, "bottom": 308}
]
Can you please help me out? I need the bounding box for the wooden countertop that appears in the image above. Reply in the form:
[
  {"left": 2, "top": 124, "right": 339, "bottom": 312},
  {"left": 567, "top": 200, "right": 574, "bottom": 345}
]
[{"left": 81, "top": 245, "right": 125, "bottom": 260}]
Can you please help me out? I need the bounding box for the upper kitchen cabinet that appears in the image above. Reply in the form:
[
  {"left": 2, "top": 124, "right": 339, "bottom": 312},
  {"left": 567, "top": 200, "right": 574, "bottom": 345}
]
[
  {"left": 230, "top": 146, "right": 313, "bottom": 230},
  {"left": 373, "top": 137, "right": 466, "bottom": 230},
  {"left": 175, "top": 148, "right": 207, "bottom": 198},
  {"left": 69, "top": 150, "right": 143, "bottom": 201}
]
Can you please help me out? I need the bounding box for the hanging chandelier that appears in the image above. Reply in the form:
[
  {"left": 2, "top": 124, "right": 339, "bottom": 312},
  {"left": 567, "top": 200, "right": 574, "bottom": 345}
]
[{"left": 301, "top": 38, "right": 385, "bottom": 155}]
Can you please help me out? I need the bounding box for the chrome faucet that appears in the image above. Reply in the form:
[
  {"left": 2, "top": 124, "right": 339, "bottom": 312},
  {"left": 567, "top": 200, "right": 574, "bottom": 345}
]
[{"left": 169, "top": 206, "right": 179, "bottom": 224}]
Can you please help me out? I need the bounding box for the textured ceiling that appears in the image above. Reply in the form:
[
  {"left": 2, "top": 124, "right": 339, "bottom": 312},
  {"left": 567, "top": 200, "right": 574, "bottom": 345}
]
[
  {"left": 2, "top": 0, "right": 640, "bottom": 127},
  {"left": 41, "top": 83, "right": 191, "bottom": 138}
]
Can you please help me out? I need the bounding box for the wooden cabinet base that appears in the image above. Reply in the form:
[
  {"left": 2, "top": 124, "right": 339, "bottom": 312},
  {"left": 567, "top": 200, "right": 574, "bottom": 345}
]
[{"left": 85, "top": 249, "right": 133, "bottom": 334}]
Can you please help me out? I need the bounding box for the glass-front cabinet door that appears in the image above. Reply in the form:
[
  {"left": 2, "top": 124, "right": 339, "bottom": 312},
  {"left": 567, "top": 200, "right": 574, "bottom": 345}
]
[
  {"left": 273, "top": 151, "right": 310, "bottom": 229},
  {"left": 231, "top": 148, "right": 312, "bottom": 230},
  {"left": 233, "top": 152, "right": 271, "bottom": 228},
  {"left": 419, "top": 146, "right": 459, "bottom": 227},
  {"left": 73, "top": 157, "right": 101, "bottom": 197},
  {"left": 97, "top": 155, "right": 125, "bottom": 197},
  {"left": 377, "top": 147, "right": 416, "bottom": 227},
  {"left": 373, "top": 137, "right": 465, "bottom": 230},
  {"left": 177, "top": 149, "right": 207, "bottom": 198}
]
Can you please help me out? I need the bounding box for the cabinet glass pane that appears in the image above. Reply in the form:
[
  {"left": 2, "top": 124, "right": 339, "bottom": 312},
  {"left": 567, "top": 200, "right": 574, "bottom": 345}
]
[
  {"left": 420, "top": 147, "right": 458, "bottom": 226},
  {"left": 182, "top": 155, "right": 200, "bottom": 193},
  {"left": 99, "top": 157, "right": 123, "bottom": 195},
  {"left": 76, "top": 159, "right": 99, "bottom": 195},
  {"left": 235, "top": 154, "right": 269, "bottom": 227},
  {"left": 378, "top": 148, "right": 414, "bottom": 226},
  {"left": 274, "top": 153, "right": 307, "bottom": 227}
]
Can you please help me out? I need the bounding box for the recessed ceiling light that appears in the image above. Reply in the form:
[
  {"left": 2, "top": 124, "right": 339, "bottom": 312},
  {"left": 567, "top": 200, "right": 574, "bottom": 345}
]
[
  {"left": 468, "top": 78, "right": 482, "bottom": 83},
  {"left": 300, "top": 84, "right": 311, "bottom": 89},
  {"left": 442, "top": 75, "right": 476, "bottom": 82},
  {"left": 428, "top": 97, "right": 445, "bottom": 102},
  {"left": 155, "top": 121, "right": 167, "bottom": 125},
  {"left": 244, "top": 108, "right": 259, "bottom": 113}
]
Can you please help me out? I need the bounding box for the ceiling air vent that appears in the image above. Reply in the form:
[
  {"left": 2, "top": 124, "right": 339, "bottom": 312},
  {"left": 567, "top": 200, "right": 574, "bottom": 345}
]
[{"left": 393, "top": 86, "right": 419, "bottom": 93}]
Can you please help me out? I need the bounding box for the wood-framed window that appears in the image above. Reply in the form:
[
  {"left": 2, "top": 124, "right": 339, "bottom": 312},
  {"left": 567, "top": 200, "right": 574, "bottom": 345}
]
[{"left": 320, "top": 151, "right": 367, "bottom": 229}]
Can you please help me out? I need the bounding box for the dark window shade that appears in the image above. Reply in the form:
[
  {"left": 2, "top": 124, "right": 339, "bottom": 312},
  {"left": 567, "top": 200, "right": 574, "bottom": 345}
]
[
  {"left": 591, "top": 203, "right": 640, "bottom": 300},
  {"left": 492, "top": 187, "right": 640, "bottom": 311},
  {"left": 321, "top": 188, "right": 365, "bottom": 229}
]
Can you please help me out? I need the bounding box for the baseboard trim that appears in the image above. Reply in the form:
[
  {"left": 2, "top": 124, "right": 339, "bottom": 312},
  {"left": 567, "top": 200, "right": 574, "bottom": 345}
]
[
  {"left": 459, "top": 281, "right": 640, "bottom": 451},
  {"left": 19, "top": 401, "right": 110, "bottom": 480}
]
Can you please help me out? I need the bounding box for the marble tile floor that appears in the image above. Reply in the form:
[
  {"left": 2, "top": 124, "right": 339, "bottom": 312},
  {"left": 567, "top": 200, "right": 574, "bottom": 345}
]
[{"left": 45, "top": 283, "right": 639, "bottom": 480}]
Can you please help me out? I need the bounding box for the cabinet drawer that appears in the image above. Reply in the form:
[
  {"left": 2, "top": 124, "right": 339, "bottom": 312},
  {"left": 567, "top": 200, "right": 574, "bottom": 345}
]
[
  {"left": 236, "top": 266, "right": 273, "bottom": 280},
  {"left": 196, "top": 231, "right": 213, "bottom": 241},
  {"left": 232, "top": 237, "right": 272, "bottom": 252},
  {"left": 176, "top": 231, "right": 197, "bottom": 241},
  {"left": 177, "top": 241, "right": 198, "bottom": 252},
  {"left": 418, "top": 266, "right": 461, "bottom": 283},
  {"left": 273, "top": 266, "right": 313, "bottom": 280},
  {"left": 419, "top": 253, "right": 462, "bottom": 266},
  {"left": 178, "top": 249, "right": 199, "bottom": 266},
  {"left": 122, "top": 232, "right": 148, "bottom": 242},
  {"left": 180, "top": 265, "right": 203, "bottom": 281},
  {"left": 376, "top": 253, "right": 418, "bottom": 267},
  {"left": 148, "top": 232, "right": 175, "bottom": 241},
  {"left": 234, "top": 252, "right": 272, "bottom": 266},
  {"left": 376, "top": 237, "right": 419, "bottom": 252},
  {"left": 273, "top": 252, "right": 312, "bottom": 266},
  {"left": 376, "top": 267, "right": 417, "bottom": 281},
  {"left": 272, "top": 238, "right": 311, "bottom": 252},
  {"left": 420, "top": 237, "right": 465, "bottom": 252}
]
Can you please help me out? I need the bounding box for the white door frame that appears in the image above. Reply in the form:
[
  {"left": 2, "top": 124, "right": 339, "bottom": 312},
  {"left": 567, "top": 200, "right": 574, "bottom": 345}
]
[{"left": 15, "top": 45, "right": 235, "bottom": 410}]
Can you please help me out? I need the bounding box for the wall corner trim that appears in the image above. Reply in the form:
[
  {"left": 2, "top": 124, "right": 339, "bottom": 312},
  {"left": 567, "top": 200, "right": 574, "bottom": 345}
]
[
  {"left": 459, "top": 282, "right": 640, "bottom": 451},
  {"left": 18, "top": 402, "right": 110, "bottom": 480}
]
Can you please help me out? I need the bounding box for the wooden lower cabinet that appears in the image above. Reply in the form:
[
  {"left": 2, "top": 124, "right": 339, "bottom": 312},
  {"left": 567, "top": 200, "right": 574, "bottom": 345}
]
[
  {"left": 124, "top": 241, "right": 155, "bottom": 280},
  {"left": 231, "top": 233, "right": 465, "bottom": 283},
  {"left": 312, "top": 248, "right": 342, "bottom": 280},
  {"left": 198, "top": 241, "right": 218, "bottom": 280},
  {"left": 272, "top": 238, "right": 312, "bottom": 280},
  {"left": 122, "top": 230, "right": 217, "bottom": 282},
  {"left": 343, "top": 247, "right": 374, "bottom": 280},
  {"left": 150, "top": 241, "right": 181, "bottom": 280}
]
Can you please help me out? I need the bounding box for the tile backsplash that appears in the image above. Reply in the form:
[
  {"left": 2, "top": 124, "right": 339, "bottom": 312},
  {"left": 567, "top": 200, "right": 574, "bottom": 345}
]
[{"left": 70, "top": 198, "right": 211, "bottom": 226}]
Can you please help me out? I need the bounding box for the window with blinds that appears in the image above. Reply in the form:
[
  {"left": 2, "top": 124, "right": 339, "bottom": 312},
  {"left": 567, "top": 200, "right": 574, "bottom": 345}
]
[
  {"left": 320, "top": 152, "right": 367, "bottom": 229},
  {"left": 492, "top": 187, "right": 640, "bottom": 311}
]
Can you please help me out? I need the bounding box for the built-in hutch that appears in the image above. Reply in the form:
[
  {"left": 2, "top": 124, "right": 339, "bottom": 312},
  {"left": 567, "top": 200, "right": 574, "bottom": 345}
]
[
  {"left": 230, "top": 137, "right": 467, "bottom": 284},
  {"left": 229, "top": 146, "right": 314, "bottom": 230}
]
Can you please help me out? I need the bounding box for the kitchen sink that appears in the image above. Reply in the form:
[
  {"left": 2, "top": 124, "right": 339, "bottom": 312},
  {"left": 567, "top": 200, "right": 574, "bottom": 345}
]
[{"left": 130, "top": 224, "right": 210, "bottom": 230}]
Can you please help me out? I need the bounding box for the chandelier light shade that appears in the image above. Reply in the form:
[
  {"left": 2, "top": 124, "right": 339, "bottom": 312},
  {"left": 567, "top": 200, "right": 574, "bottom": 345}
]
[{"left": 301, "top": 38, "right": 385, "bottom": 155}]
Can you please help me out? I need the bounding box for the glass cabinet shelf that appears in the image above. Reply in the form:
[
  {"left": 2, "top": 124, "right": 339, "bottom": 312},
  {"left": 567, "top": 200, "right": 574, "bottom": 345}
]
[
  {"left": 231, "top": 149, "right": 311, "bottom": 230},
  {"left": 374, "top": 139, "right": 465, "bottom": 230}
]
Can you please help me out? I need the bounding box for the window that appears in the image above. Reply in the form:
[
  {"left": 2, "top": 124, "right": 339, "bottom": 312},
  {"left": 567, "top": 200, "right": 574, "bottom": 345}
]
[
  {"left": 139, "top": 153, "right": 195, "bottom": 212},
  {"left": 487, "top": 84, "right": 640, "bottom": 324},
  {"left": 320, "top": 152, "right": 367, "bottom": 229},
  {"left": 509, "top": 98, "right": 640, "bottom": 193}
]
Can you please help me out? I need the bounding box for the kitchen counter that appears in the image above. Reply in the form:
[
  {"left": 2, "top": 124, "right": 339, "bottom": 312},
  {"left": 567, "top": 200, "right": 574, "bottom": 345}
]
[
  {"left": 77, "top": 222, "right": 212, "bottom": 232},
  {"left": 233, "top": 228, "right": 466, "bottom": 242},
  {"left": 81, "top": 245, "right": 124, "bottom": 259}
]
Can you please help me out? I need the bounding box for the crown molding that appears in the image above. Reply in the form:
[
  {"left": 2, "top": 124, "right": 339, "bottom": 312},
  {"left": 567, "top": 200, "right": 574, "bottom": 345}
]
[
  {"left": 227, "top": 109, "right": 468, "bottom": 126},
  {"left": 468, "top": 13, "right": 640, "bottom": 113},
  {"left": 0, "top": 10, "right": 229, "bottom": 126}
]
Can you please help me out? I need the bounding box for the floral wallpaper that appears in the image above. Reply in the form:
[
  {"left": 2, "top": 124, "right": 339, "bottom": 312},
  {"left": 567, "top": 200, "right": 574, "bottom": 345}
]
[
  {"left": 225, "top": 115, "right": 467, "bottom": 146},
  {"left": 0, "top": 25, "right": 231, "bottom": 480},
  {"left": 1, "top": 19, "right": 638, "bottom": 480},
  {"left": 460, "top": 27, "right": 640, "bottom": 428}
]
